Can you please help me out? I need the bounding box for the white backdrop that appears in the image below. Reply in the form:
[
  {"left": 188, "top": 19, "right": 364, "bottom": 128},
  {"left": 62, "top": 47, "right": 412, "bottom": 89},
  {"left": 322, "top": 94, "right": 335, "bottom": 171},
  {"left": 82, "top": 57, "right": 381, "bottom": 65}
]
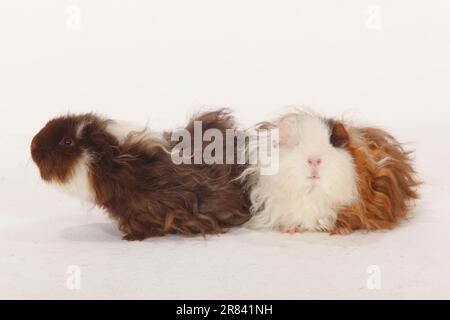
[{"left": 0, "top": 0, "right": 449, "bottom": 299}]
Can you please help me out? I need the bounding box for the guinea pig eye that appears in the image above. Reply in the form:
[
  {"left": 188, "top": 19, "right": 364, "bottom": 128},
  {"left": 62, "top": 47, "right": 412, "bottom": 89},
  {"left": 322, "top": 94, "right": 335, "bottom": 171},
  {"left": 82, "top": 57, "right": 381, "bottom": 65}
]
[{"left": 60, "top": 137, "right": 74, "bottom": 146}]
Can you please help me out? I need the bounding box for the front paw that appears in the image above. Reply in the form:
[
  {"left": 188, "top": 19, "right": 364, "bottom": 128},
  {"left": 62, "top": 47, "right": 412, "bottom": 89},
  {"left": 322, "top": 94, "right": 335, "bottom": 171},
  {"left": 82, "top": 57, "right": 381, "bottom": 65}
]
[
  {"left": 278, "top": 226, "right": 304, "bottom": 234},
  {"left": 316, "top": 215, "right": 336, "bottom": 231},
  {"left": 122, "top": 233, "right": 146, "bottom": 241},
  {"left": 330, "top": 226, "right": 353, "bottom": 235}
]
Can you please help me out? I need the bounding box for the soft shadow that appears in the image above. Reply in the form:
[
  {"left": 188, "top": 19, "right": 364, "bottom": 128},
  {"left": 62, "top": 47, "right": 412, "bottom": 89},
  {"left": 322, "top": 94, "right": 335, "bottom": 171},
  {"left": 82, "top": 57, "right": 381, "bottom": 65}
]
[
  {"left": 238, "top": 228, "right": 388, "bottom": 249},
  {"left": 60, "top": 223, "right": 218, "bottom": 244},
  {"left": 60, "top": 223, "right": 122, "bottom": 242}
]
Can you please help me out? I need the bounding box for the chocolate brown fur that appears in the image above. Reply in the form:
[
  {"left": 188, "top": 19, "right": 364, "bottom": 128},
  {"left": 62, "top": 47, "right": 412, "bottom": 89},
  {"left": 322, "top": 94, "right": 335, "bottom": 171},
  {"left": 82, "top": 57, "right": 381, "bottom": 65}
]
[{"left": 31, "top": 109, "right": 251, "bottom": 240}]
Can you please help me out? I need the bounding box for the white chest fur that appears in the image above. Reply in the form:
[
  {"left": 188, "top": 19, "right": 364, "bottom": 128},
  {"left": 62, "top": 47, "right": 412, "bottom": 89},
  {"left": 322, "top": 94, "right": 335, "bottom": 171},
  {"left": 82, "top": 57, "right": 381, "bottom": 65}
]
[{"left": 52, "top": 152, "right": 95, "bottom": 203}]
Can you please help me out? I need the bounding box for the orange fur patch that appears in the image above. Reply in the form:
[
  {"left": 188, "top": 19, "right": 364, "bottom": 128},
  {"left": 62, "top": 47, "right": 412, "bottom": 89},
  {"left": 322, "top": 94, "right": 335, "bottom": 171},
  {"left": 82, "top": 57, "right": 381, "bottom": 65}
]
[{"left": 332, "top": 127, "right": 420, "bottom": 232}]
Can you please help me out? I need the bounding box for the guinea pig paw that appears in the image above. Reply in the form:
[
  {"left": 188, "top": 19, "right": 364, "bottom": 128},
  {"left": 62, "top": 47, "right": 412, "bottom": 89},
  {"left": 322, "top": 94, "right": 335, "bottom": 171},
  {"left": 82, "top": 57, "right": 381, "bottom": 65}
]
[
  {"left": 122, "top": 233, "right": 146, "bottom": 241},
  {"left": 279, "top": 226, "right": 304, "bottom": 234},
  {"left": 317, "top": 216, "right": 336, "bottom": 231},
  {"left": 329, "top": 226, "right": 353, "bottom": 235}
]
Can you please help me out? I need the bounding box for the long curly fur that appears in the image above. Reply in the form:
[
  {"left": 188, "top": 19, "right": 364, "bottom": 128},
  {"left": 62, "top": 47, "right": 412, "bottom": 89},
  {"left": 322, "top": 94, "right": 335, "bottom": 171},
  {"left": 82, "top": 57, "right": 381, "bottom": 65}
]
[
  {"left": 242, "top": 110, "right": 420, "bottom": 234},
  {"left": 332, "top": 126, "right": 421, "bottom": 233},
  {"left": 103, "top": 110, "right": 251, "bottom": 240},
  {"left": 31, "top": 109, "right": 251, "bottom": 241}
]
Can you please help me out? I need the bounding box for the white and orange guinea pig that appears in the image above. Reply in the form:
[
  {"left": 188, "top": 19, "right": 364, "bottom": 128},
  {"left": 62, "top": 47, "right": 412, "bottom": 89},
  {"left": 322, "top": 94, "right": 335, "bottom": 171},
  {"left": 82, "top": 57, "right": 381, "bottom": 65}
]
[{"left": 243, "top": 110, "right": 420, "bottom": 235}]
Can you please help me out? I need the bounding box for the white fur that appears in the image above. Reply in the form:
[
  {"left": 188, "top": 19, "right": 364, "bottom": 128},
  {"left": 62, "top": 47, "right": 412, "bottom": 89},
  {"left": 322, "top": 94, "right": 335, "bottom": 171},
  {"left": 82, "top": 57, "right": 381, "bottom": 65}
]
[
  {"left": 55, "top": 120, "right": 165, "bottom": 202},
  {"left": 106, "top": 120, "right": 164, "bottom": 144},
  {"left": 246, "top": 113, "right": 359, "bottom": 231},
  {"left": 75, "top": 120, "right": 91, "bottom": 139},
  {"left": 51, "top": 120, "right": 166, "bottom": 204},
  {"left": 52, "top": 152, "right": 95, "bottom": 203}
]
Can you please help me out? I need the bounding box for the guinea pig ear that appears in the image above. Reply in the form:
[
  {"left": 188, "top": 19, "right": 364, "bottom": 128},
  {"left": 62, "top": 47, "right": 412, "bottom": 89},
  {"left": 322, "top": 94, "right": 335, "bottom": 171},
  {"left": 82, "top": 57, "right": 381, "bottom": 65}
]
[
  {"left": 329, "top": 120, "right": 350, "bottom": 148},
  {"left": 277, "top": 115, "right": 300, "bottom": 147}
]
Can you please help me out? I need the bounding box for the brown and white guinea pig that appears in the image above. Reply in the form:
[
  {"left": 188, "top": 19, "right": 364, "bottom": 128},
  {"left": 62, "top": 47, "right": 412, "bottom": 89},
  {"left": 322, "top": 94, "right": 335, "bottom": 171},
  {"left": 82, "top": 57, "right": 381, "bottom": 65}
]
[
  {"left": 243, "top": 110, "right": 420, "bottom": 235},
  {"left": 30, "top": 109, "right": 251, "bottom": 241}
]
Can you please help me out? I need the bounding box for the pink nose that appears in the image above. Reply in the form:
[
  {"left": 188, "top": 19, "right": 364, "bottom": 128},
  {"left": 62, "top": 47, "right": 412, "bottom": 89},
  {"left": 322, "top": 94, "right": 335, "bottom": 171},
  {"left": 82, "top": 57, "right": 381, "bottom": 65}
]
[{"left": 307, "top": 157, "right": 322, "bottom": 167}]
